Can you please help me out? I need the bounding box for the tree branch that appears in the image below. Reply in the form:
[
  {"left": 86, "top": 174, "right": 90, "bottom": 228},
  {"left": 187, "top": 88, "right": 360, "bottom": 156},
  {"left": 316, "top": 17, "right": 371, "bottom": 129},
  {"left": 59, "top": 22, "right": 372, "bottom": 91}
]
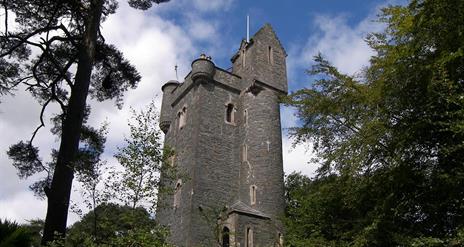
[
  {"left": 30, "top": 97, "right": 53, "bottom": 143},
  {"left": 2, "top": 0, "right": 7, "bottom": 37},
  {"left": 0, "top": 25, "right": 62, "bottom": 57}
]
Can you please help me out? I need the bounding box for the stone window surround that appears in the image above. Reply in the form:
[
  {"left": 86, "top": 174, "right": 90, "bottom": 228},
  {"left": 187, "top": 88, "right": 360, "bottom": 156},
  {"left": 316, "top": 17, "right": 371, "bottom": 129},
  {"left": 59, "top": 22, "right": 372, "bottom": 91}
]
[
  {"left": 245, "top": 227, "right": 254, "bottom": 247},
  {"left": 224, "top": 102, "right": 236, "bottom": 125},
  {"left": 173, "top": 179, "right": 182, "bottom": 208},
  {"left": 177, "top": 105, "right": 188, "bottom": 130},
  {"left": 250, "top": 185, "right": 257, "bottom": 205},
  {"left": 242, "top": 144, "right": 248, "bottom": 162},
  {"left": 278, "top": 232, "right": 284, "bottom": 246},
  {"left": 268, "top": 45, "right": 274, "bottom": 65},
  {"left": 222, "top": 226, "right": 230, "bottom": 247},
  {"left": 169, "top": 154, "right": 176, "bottom": 167}
]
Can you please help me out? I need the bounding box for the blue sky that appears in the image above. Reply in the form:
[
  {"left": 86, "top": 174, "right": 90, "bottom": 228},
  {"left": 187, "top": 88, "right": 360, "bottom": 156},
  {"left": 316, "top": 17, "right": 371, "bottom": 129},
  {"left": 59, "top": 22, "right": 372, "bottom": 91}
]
[{"left": 0, "top": 0, "right": 403, "bottom": 224}]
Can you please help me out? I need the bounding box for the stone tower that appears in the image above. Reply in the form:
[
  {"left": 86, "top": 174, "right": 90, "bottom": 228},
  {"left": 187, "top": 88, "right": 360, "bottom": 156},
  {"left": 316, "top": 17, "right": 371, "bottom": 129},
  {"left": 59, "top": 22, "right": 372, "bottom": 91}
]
[{"left": 157, "top": 24, "right": 287, "bottom": 247}]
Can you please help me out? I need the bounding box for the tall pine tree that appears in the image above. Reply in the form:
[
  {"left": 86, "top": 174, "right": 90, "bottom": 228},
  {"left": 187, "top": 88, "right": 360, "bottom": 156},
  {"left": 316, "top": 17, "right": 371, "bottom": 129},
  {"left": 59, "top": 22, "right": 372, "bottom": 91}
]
[{"left": 1, "top": 0, "right": 169, "bottom": 244}]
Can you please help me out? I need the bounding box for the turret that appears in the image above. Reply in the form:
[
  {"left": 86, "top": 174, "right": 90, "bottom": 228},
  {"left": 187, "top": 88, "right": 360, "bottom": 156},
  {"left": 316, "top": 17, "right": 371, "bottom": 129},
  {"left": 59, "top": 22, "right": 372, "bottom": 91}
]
[
  {"left": 159, "top": 80, "right": 179, "bottom": 133},
  {"left": 191, "top": 54, "right": 215, "bottom": 83}
]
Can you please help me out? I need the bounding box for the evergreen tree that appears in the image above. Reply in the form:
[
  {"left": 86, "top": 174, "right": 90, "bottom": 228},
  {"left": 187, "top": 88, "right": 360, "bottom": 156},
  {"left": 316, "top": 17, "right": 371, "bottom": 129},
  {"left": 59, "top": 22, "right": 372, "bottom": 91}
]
[
  {"left": 284, "top": 0, "right": 464, "bottom": 245},
  {"left": 0, "top": 219, "right": 34, "bottom": 247},
  {"left": 66, "top": 203, "right": 170, "bottom": 247},
  {"left": 1, "top": 0, "right": 170, "bottom": 244}
]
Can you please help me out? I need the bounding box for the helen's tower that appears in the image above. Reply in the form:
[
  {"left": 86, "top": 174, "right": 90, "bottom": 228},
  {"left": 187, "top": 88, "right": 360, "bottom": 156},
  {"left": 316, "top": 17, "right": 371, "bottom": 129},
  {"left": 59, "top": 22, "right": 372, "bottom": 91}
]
[{"left": 157, "top": 24, "right": 287, "bottom": 247}]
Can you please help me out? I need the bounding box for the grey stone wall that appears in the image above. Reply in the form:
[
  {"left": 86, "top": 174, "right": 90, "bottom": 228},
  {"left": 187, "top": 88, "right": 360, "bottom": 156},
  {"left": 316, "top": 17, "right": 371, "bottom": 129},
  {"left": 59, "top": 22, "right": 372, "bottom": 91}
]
[{"left": 157, "top": 24, "right": 287, "bottom": 247}]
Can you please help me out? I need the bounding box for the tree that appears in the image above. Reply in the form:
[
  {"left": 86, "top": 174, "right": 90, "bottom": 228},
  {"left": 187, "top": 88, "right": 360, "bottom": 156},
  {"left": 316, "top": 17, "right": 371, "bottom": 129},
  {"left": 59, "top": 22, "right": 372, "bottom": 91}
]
[
  {"left": 2, "top": 0, "right": 170, "bottom": 244},
  {"left": 66, "top": 203, "right": 170, "bottom": 247},
  {"left": 0, "top": 219, "right": 34, "bottom": 247},
  {"left": 108, "top": 101, "right": 166, "bottom": 213},
  {"left": 283, "top": 0, "right": 464, "bottom": 245}
]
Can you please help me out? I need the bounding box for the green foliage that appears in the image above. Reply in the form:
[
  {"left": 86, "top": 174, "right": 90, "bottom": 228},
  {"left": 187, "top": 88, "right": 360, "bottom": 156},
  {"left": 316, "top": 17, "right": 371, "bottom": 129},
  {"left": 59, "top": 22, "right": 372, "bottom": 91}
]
[
  {"left": 284, "top": 0, "right": 464, "bottom": 245},
  {"left": 22, "top": 219, "right": 44, "bottom": 247},
  {"left": 66, "top": 203, "right": 170, "bottom": 247},
  {"left": 0, "top": 219, "right": 33, "bottom": 247},
  {"left": 2, "top": 0, "right": 170, "bottom": 242},
  {"left": 108, "top": 101, "right": 165, "bottom": 213}
]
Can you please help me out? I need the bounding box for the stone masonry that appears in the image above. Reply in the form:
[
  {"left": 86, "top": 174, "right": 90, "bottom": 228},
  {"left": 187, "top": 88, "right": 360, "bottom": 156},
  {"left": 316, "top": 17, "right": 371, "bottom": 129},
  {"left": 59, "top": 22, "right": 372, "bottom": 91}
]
[{"left": 157, "top": 24, "right": 288, "bottom": 247}]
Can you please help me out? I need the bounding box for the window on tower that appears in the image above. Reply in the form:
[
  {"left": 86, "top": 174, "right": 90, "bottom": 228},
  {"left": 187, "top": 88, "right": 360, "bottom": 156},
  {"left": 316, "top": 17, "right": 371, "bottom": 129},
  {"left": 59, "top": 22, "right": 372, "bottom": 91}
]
[
  {"left": 268, "top": 46, "right": 274, "bottom": 65},
  {"left": 246, "top": 227, "right": 253, "bottom": 247},
  {"left": 222, "top": 227, "right": 230, "bottom": 247},
  {"left": 225, "top": 103, "right": 235, "bottom": 123},
  {"left": 250, "top": 185, "right": 257, "bottom": 205},
  {"left": 241, "top": 49, "right": 246, "bottom": 68},
  {"left": 178, "top": 106, "right": 187, "bottom": 129},
  {"left": 169, "top": 154, "right": 176, "bottom": 167},
  {"left": 243, "top": 109, "right": 248, "bottom": 126},
  {"left": 173, "top": 179, "right": 182, "bottom": 208},
  {"left": 242, "top": 144, "right": 248, "bottom": 162}
]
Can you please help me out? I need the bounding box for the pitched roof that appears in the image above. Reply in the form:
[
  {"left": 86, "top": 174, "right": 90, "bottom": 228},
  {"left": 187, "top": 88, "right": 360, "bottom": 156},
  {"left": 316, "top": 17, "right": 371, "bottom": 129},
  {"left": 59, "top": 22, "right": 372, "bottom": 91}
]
[
  {"left": 253, "top": 23, "right": 287, "bottom": 56},
  {"left": 230, "top": 23, "right": 287, "bottom": 62},
  {"left": 228, "top": 200, "right": 270, "bottom": 219}
]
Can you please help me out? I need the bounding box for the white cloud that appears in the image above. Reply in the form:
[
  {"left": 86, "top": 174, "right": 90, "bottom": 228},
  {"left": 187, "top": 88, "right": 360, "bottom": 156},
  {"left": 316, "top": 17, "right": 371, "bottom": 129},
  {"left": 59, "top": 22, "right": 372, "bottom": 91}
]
[
  {"left": 282, "top": 136, "right": 317, "bottom": 177},
  {"left": 283, "top": 5, "right": 387, "bottom": 177},
  {"left": 0, "top": 1, "right": 205, "bottom": 225},
  {"left": 0, "top": 0, "right": 385, "bottom": 227},
  {"left": 0, "top": 0, "right": 237, "bottom": 224},
  {"left": 288, "top": 10, "right": 384, "bottom": 79},
  {"left": 192, "top": 0, "right": 234, "bottom": 12},
  {"left": 0, "top": 191, "right": 46, "bottom": 222},
  {"left": 186, "top": 15, "right": 219, "bottom": 42}
]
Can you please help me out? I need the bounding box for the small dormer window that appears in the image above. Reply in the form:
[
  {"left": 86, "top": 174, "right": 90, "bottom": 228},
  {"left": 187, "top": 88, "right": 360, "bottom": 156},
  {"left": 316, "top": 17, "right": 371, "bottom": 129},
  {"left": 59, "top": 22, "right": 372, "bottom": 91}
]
[
  {"left": 268, "top": 46, "right": 274, "bottom": 65},
  {"left": 225, "top": 103, "right": 235, "bottom": 123}
]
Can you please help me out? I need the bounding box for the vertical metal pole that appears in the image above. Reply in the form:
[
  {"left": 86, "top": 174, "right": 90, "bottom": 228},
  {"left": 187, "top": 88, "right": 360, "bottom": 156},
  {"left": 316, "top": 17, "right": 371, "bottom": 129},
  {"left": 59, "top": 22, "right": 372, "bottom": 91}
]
[{"left": 247, "top": 15, "right": 250, "bottom": 43}]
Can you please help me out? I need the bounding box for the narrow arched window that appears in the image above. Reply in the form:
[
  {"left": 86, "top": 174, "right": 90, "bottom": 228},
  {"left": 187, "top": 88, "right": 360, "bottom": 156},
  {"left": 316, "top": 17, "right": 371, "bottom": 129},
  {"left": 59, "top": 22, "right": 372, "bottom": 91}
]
[
  {"left": 242, "top": 144, "right": 248, "bottom": 162},
  {"left": 174, "top": 179, "right": 182, "bottom": 208},
  {"left": 268, "top": 46, "right": 274, "bottom": 65},
  {"left": 243, "top": 109, "right": 248, "bottom": 126},
  {"left": 226, "top": 103, "right": 234, "bottom": 123},
  {"left": 179, "top": 106, "right": 187, "bottom": 129},
  {"left": 278, "top": 233, "right": 284, "bottom": 246},
  {"left": 246, "top": 227, "right": 253, "bottom": 247},
  {"left": 250, "top": 185, "right": 257, "bottom": 205},
  {"left": 241, "top": 50, "right": 246, "bottom": 68},
  {"left": 222, "top": 227, "right": 230, "bottom": 247},
  {"left": 169, "top": 154, "right": 176, "bottom": 167}
]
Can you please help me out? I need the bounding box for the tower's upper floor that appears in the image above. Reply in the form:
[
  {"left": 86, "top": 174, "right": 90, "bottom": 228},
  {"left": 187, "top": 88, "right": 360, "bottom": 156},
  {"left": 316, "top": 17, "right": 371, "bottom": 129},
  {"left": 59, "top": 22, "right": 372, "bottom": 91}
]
[
  {"left": 159, "top": 24, "right": 288, "bottom": 134},
  {"left": 231, "top": 23, "right": 288, "bottom": 93}
]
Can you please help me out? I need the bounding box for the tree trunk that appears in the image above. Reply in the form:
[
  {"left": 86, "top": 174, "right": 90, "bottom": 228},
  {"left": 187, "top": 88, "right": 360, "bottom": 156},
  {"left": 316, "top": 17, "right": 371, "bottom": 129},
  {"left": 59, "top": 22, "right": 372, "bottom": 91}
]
[{"left": 41, "top": 0, "right": 104, "bottom": 244}]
